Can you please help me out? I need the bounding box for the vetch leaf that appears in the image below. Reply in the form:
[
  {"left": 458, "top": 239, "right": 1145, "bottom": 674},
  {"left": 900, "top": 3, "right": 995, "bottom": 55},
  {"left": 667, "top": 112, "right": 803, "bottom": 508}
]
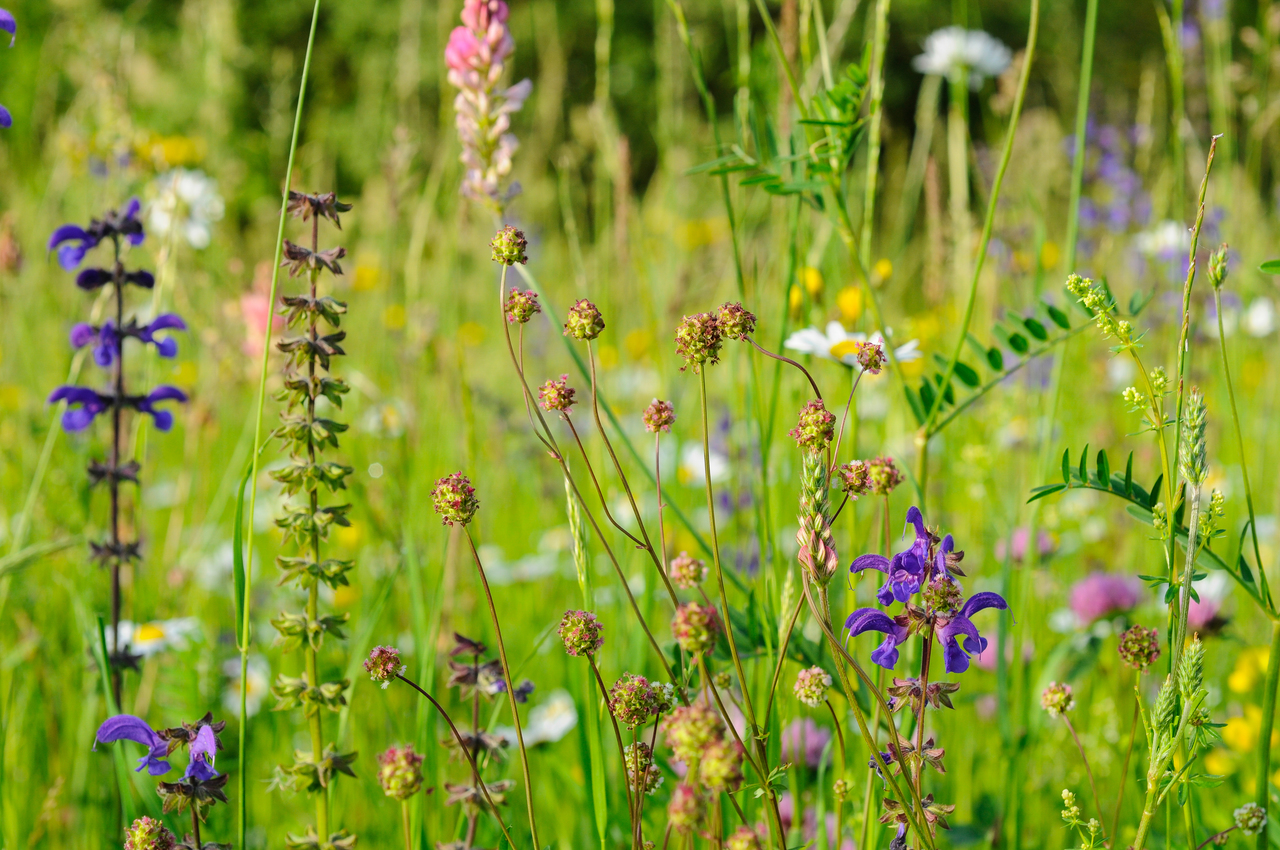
[
  {"left": 1096, "top": 450, "right": 1111, "bottom": 487},
  {"left": 1023, "top": 317, "right": 1049, "bottom": 341},
  {"left": 1259, "top": 259, "right": 1280, "bottom": 275},
  {"left": 1046, "top": 303, "right": 1072, "bottom": 329}
]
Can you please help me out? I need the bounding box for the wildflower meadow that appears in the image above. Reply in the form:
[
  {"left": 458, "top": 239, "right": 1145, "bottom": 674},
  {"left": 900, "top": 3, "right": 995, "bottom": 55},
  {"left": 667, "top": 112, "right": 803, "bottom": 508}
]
[{"left": 5, "top": 0, "right": 1280, "bottom": 848}]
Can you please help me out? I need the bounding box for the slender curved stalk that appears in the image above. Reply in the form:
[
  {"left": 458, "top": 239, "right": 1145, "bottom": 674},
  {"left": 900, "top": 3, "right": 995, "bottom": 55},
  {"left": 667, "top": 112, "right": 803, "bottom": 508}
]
[
  {"left": 1112, "top": 692, "right": 1141, "bottom": 840},
  {"left": 463, "top": 532, "right": 541, "bottom": 845},
  {"left": 824, "top": 698, "right": 847, "bottom": 769},
  {"left": 763, "top": 594, "right": 806, "bottom": 728},
  {"left": 858, "top": 0, "right": 891, "bottom": 275},
  {"left": 917, "top": 0, "right": 1041, "bottom": 499},
  {"left": 746, "top": 336, "right": 823, "bottom": 400},
  {"left": 394, "top": 674, "right": 517, "bottom": 846},
  {"left": 1255, "top": 621, "right": 1280, "bottom": 850},
  {"left": 237, "top": 5, "right": 320, "bottom": 847},
  {"left": 1061, "top": 715, "right": 1105, "bottom": 834}
]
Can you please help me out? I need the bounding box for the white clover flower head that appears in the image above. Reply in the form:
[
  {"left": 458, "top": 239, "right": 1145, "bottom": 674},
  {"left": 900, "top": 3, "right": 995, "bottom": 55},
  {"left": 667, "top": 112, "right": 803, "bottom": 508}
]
[
  {"left": 148, "top": 168, "right": 225, "bottom": 249},
  {"left": 912, "top": 27, "right": 1012, "bottom": 88}
]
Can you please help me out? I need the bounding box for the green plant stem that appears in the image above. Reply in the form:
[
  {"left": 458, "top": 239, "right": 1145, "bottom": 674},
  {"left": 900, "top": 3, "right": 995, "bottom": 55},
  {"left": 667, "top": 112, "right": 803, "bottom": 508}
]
[
  {"left": 588, "top": 656, "right": 638, "bottom": 848},
  {"left": 1061, "top": 715, "right": 1105, "bottom": 834},
  {"left": 1256, "top": 621, "right": 1280, "bottom": 850},
  {"left": 858, "top": 0, "right": 891, "bottom": 274},
  {"left": 238, "top": 5, "right": 320, "bottom": 848},
  {"left": 401, "top": 800, "right": 411, "bottom": 850},
  {"left": 463, "top": 531, "right": 541, "bottom": 846},
  {"left": 1064, "top": 0, "right": 1100, "bottom": 272},
  {"left": 763, "top": 594, "right": 806, "bottom": 729},
  {"left": 1112, "top": 690, "right": 1141, "bottom": 841},
  {"left": 918, "top": 0, "right": 1041, "bottom": 501},
  {"left": 946, "top": 76, "right": 970, "bottom": 296},
  {"left": 1213, "top": 286, "right": 1271, "bottom": 607}
]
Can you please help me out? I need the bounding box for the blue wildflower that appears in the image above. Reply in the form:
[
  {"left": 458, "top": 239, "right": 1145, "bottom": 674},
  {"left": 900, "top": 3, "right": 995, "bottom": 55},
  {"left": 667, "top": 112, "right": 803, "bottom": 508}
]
[
  {"left": 849, "top": 505, "right": 930, "bottom": 604},
  {"left": 70, "top": 313, "right": 187, "bottom": 367},
  {"left": 94, "top": 715, "right": 172, "bottom": 776},
  {"left": 48, "top": 385, "right": 188, "bottom": 432},
  {"left": 0, "top": 8, "right": 13, "bottom": 129},
  {"left": 48, "top": 199, "right": 145, "bottom": 270}
]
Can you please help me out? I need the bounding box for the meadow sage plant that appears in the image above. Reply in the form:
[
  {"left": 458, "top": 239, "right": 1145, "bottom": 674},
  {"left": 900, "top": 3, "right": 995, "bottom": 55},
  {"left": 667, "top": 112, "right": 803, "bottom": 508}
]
[
  {"left": 267, "top": 191, "right": 357, "bottom": 850},
  {"left": 47, "top": 199, "right": 188, "bottom": 706}
]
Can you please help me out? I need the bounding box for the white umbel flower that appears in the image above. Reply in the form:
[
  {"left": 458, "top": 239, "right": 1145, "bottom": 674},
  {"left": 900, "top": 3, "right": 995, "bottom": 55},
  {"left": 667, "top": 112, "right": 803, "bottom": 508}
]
[
  {"left": 913, "top": 27, "right": 1012, "bottom": 88},
  {"left": 149, "top": 168, "right": 225, "bottom": 249},
  {"left": 784, "top": 321, "right": 921, "bottom": 367}
]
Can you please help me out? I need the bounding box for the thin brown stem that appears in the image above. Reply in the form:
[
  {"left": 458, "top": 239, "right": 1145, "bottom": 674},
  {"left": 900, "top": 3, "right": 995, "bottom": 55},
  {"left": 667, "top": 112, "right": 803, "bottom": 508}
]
[
  {"left": 190, "top": 799, "right": 202, "bottom": 850},
  {"left": 825, "top": 698, "right": 847, "bottom": 770},
  {"left": 566, "top": 417, "right": 647, "bottom": 549},
  {"left": 1063, "top": 714, "right": 1106, "bottom": 832},
  {"left": 763, "top": 593, "right": 807, "bottom": 729},
  {"left": 463, "top": 532, "right": 541, "bottom": 846},
  {"left": 745, "top": 336, "right": 823, "bottom": 400},
  {"left": 394, "top": 674, "right": 517, "bottom": 845},
  {"left": 828, "top": 369, "right": 864, "bottom": 472}
]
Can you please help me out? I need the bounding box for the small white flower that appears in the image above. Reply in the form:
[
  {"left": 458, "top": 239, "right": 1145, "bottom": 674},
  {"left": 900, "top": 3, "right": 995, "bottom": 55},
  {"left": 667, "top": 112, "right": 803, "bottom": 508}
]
[
  {"left": 495, "top": 689, "right": 578, "bottom": 746},
  {"left": 912, "top": 27, "right": 1012, "bottom": 88},
  {"left": 679, "top": 442, "right": 729, "bottom": 485},
  {"left": 106, "top": 617, "right": 202, "bottom": 657},
  {"left": 1244, "top": 296, "right": 1276, "bottom": 337},
  {"left": 1134, "top": 220, "right": 1191, "bottom": 260},
  {"left": 783, "top": 321, "right": 921, "bottom": 367},
  {"left": 148, "top": 168, "right": 225, "bottom": 249}
]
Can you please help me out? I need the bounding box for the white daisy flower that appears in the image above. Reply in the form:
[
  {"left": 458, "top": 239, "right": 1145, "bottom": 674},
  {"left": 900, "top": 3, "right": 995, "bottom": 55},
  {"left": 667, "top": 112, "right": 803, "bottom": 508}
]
[
  {"left": 222, "top": 655, "right": 271, "bottom": 717},
  {"left": 783, "top": 321, "right": 922, "bottom": 367},
  {"left": 496, "top": 689, "right": 578, "bottom": 747},
  {"left": 912, "top": 27, "right": 1012, "bottom": 89},
  {"left": 105, "top": 617, "right": 202, "bottom": 657},
  {"left": 148, "top": 168, "right": 225, "bottom": 249}
]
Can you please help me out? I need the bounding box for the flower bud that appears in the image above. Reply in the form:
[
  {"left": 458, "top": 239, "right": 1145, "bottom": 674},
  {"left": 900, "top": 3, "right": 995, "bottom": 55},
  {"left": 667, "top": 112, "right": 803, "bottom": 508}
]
[
  {"left": 1208, "top": 244, "right": 1229, "bottom": 290},
  {"left": 854, "top": 340, "right": 886, "bottom": 374},
  {"left": 832, "top": 778, "right": 852, "bottom": 802},
  {"left": 504, "top": 288, "right": 541, "bottom": 324},
  {"left": 1040, "top": 681, "right": 1074, "bottom": 716},
  {"left": 377, "top": 744, "right": 425, "bottom": 800},
  {"left": 1117, "top": 625, "right": 1160, "bottom": 672},
  {"left": 668, "top": 783, "right": 705, "bottom": 832},
  {"left": 672, "top": 602, "right": 719, "bottom": 657},
  {"left": 923, "top": 576, "right": 964, "bottom": 617},
  {"left": 699, "top": 738, "right": 744, "bottom": 792},
  {"left": 1178, "top": 634, "right": 1206, "bottom": 699},
  {"left": 668, "top": 552, "right": 707, "bottom": 589},
  {"left": 564, "top": 298, "right": 605, "bottom": 341},
  {"left": 124, "top": 816, "right": 176, "bottom": 850},
  {"left": 866, "top": 456, "right": 905, "bottom": 497},
  {"left": 726, "top": 825, "right": 762, "bottom": 850},
  {"left": 793, "top": 665, "right": 833, "bottom": 708},
  {"left": 490, "top": 225, "right": 528, "bottom": 265},
  {"left": 674, "top": 312, "right": 723, "bottom": 372},
  {"left": 608, "top": 673, "right": 659, "bottom": 728},
  {"left": 1153, "top": 674, "right": 1178, "bottom": 728},
  {"left": 716, "top": 302, "right": 757, "bottom": 341},
  {"left": 558, "top": 609, "right": 604, "bottom": 657},
  {"left": 431, "top": 472, "right": 480, "bottom": 526},
  {"left": 623, "top": 742, "right": 664, "bottom": 795},
  {"left": 1235, "top": 802, "right": 1268, "bottom": 835},
  {"left": 364, "top": 645, "right": 406, "bottom": 688},
  {"left": 537, "top": 374, "right": 576, "bottom": 414},
  {"left": 790, "top": 399, "right": 835, "bottom": 452},
  {"left": 662, "top": 702, "right": 724, "bottom": 763},
  {"left": 1179, "top": 388, "right": 1208, "bottom": 487},
  {"left": 837, "top": 460, "right": 870, "bottom": 496},
  {"left": 643, "top": 398, "right": 676, "bottom": 433}
]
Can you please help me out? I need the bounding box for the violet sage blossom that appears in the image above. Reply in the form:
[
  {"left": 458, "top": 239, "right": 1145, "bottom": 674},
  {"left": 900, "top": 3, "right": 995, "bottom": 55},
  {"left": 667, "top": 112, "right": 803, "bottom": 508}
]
[
  {"left": 48, "top": 199, "right": 145, "bottom": 270},
  {"left": 446, "top": 0, "right": 532, "bottom": 212},
  {"left": 846, "top": 506, "right": 1009, "bottom": 674},
  {"left": 0, "top": 9, "right": 13, "bottom": 128},
  {"left": 47, "top": 385, "right": 188, "bottom": 432},
  {"left": 70, "top": 314, "right": 187, "bottom": 367}
]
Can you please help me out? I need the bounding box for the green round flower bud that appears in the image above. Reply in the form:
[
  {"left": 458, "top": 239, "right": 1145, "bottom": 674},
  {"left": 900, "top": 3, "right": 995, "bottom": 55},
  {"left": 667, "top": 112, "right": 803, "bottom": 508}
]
[
  {"left": 668, "top": 551, "right": 706, "bottom": 589},
  {"left": 672, "top": 602, "right": 719, "bottom": 657},
  {"left": 789, "top": 399, "right": 835, "bottom": 452},
  {"left": 564, "top": 299, "right": 605, "bottom": 341},
  {"left": 837, "top": 460, "right": 870, "bottom": 496},
  {"left": 431, "top": 472, "right": 480, "bottom": 526},
  {"left": 364, "top": 645, "right": 407, "bottom": 688},
  {"left": 558, "top": 609, "right": 604, "bottom": 657},
  {"left": 866, "top": 456, "right": 905, "bottom": 497},
  {"left": 377, "top": 744, "right": 425, "bottom": 800},
  {"left": 608, "top": 673, "right": 659, "bottom": 728},
  {"left": 922, "top": 576, "right": 964, "bottom": 617},
  {"left": 662, "top": 702, "right": 724, "bottom": 763},
  {"left": 699, "top": 738, "right": 744, "bottom": 792},
  {"left": 504, "top": 288, "right": 541, "bottom": 324},
  {"left": 674, "top": 312, "right": 723, "bottom": 373},
  {"left": 832, "top": 778, "right": 852, "bottom": 802},
  {"left": 1040, "top": 681, "right": 1075, "bottom": 717},
  {"left": 490, "top": 225, "right": 528, "bottom": 266},
  {"left": 624, "top": 742, "right": 664, "bottom": 795},
  {"left": 668, "top": 783, "right": 705, "bottom": 833},
  {"left": 716, "top": 302, "right": 757, "bottom": 341},
  {"left": 538, "top": 374, "right": 576, "bottom": 414},
  {"left": 643, "top": 399, "right": 676, "bottom": 433},
  {"left": 1235, "top": 802, "right": 1268, "bottom": 836},
  {"left": 854, "top": 340, "right": 886, "bottom": 374},
  {"left": 124, "top": 817, "right": 176, "bottom": 850}
]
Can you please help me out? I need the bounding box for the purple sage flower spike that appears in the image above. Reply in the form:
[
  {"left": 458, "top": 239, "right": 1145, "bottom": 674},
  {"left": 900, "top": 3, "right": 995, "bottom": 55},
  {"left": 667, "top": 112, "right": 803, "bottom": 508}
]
[
  {"left": 936, "top": 591, "right": 1009, "bottom": 673},
  {"left": 49, "top": 226, "right": 99, "bottom": 270},
  {"left": 845, "top": 608, "right": 910, "bottom": 670},
  {"left": 183, "top": 725, "right": 219, "bottom": 780},
  {"left": 47, "top": 386, "right": 109, "bottom": 431},
  {"left": 94, "top": 715, "right": 172, "bottom": 776}
]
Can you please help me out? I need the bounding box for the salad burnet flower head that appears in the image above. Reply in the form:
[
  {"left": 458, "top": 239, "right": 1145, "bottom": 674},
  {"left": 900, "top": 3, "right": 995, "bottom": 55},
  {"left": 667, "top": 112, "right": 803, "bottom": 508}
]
[{"left": 364, "top": 645, "right": 407, "bottom": 688}]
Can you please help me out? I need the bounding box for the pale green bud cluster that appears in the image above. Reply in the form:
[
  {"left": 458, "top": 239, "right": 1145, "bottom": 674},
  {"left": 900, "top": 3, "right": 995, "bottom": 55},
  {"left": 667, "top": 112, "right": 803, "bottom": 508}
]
[
  {"left": 1199, "top": 489, "right": 1225, "bottom": 540},
  {"left": 1066, "top": 274, "right": 1135, "bottom": 346},
  {"left": 1153, "top": 502, "right": 1168, "bottom": 535},
  {"left": 1153, "top": 674, "right": 1178, "bottom": 728},
  {"left": 1150, "top": 367, "right": 1170, "bottom": 395},
  {"left": 1179, "top": 388, "right": 1209, "bottom": 487},
  {"left": 1178, "top": 635, "right": 1206, "bottom": 699},
  {"left": 1235, "top": 802, "right": 1268, "bottom": 835},
  {"left": 1060, "top": 789, "right": 1081, "bottom": 825},
  {"left": 1122, "top": 387, "right": 1148, "bottom": 411},
  {"left": 1208, "top": 244, "right": 1229, "bottom": 290}
]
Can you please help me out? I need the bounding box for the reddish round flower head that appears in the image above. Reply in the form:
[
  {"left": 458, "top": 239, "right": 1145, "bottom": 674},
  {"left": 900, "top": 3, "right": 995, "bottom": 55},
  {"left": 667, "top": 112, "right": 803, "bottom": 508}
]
[
  {"left": 364, "top": 645, "right": 406, "bottom": 688},
  {"left": 853, "top": 340, "right": 886, "bottom": 374},
  {"left": 564, "top": 299, "right": 605, "bottom": 341},
  {"left": 1118, "top": 624, "right": 1160, "bottom": 672},
  {"left": 837, "top": 460, "right": 871, "bottom": 496},
  {"left": 643, "top": 398, "right": 676, "bottom": 433},
  {"left": 793, "top": 665, "right": 833, "bottom": 708},
  {"left": 1069, "top": 572, "right": 1141, "bottom": 624},
  {"left": 789, "top": 399, "right": 835, "bottom": 452},
  {"left": 668, "top": 551, "right": 707, "bottom": 589},
  {"left": 672, "top": 602, "right": 719, "bottom": 657},
  {"left": 662, "top": 702, "right": 724, "bottom": 763},
  {"left": 538, "top": 374, "right": 576, "bottom": 414},
  {"left": 624, "top": 742, "right": 664, "bottom": 795},
  {"left": 699, "top": 738, "right": 744, "bottom": 792},
  {"left": 674, "top": 312, "right": 723, "bottom": 372},
  {"left": 726, "top": 826, "right": 762, "bottom": 850},
  {"left": 717, "top": 301, "right": 757, "bottom": 341},
  {"left": 431, "top": 471, "right": 480, "bottom": 526},
  {"left": 490, "top": 225, "right": 528, "bottom": 265},
  {"left": 378, "top": 744, "right": 425, "bottom": 800},
  {"left": 1040, "top": 681, "right": 1074, "bottom": 716},
  {"left": 608, "top": 673, "right": 659, "bottom": 728},
  {"left": 558, "top": 609, "right": 604, "bottom": 657},
  {"left": 668, "top": 783, "right": 705, "bottom": 832},
  {"left": 124, "top": 816, "right": 176, "bottom": 850},
  {"left": 504, "top": 288, "right": 541, "bottom": 324},
  {"left": 866, "top": 456, "right": 905, "bottom": 496}
]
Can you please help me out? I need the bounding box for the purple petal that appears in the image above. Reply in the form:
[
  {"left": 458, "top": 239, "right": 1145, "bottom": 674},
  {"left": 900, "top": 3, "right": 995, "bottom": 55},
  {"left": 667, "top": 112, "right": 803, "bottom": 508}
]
[
  {"left": 48, "top": 224, "right": 87, "bottom": 251},
  {"left": 123, "top": 197, "right": 141, "bottom": 220},
  {"left": 942, "top": 638, "right": 972, "bottom": 674},
  {"left": 48, "top": 385, "right": 98, "bottom": 405},
  {"left": 147, "top": 313, "right": 187, "bottom": 332},
  {"left": 850, "top": 553, "right": 890, "bottom": 575},
  {"left": 125, "top": 270, "right": 155, "bottom": 288},
  {"left": 57, "top": 243, "right": 88, "bottom": 271},
  {"left": 0, "top": 9, "right": 14, "bottom": 47},
  {"left": 903, "top": 505, "right": 925, "bottom": 539},
  {"left": 0, "top": 104, "right": 9, "bottom": 129},
  {"left": 146, "top": 386, "right": 188, "bottom": 404},
  {"left": 891, "top": 577, "right": 920, "bottom": 603},
  {"left": 149, "top": 410, "right": 174, "bottom": 432},
  {"left": 155, "top": 337, "right": 178, "bottom": 358},
  {"left": 61, "top": 408, "right": 95, "bottom": 431},
  {"left": 92, "top": 343, "right": 115, "bottom": 368},
  {"left": 76, "top": 268, "right": 113, "bottom": 290},
  {"left": 870, "top": 635, "right": 902, "bottom": 669},
  {"left": 127, "top": 231, "right": 145, "bottom": 247},
  {"left": 876, "top": 581, "right": 896, "bottom": 606},
  {"left": 959, "top": 591, "right": 1009, "bottom": 619},
  {"left": 937, "top": 614, "right": 981, "bottom": 648},
  {"left": 190, "top": 725, "right": 218, "bottom": 767},
  {"left": 845, "top": 608, "right": 903, "bottom": 640},
  {"left": 184, "top": 755, "right": 218, "bottom": 781},
  {"left": 69, "top": 323, "right": 96, "bottom": 349},
  {"left": 95, "top": 715, "right": 162, "bottom": 749}
]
